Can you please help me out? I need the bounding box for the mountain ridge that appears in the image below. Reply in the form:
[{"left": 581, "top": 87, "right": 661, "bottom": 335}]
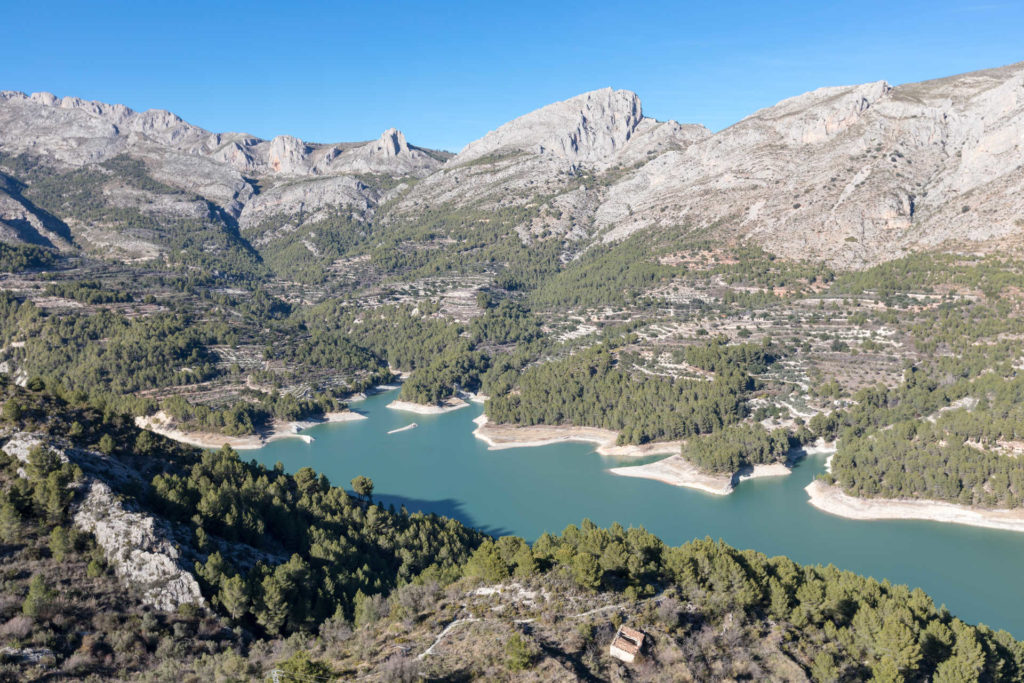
[{"left": 1, "top": 61, "right": 1023, "bottom": 268}]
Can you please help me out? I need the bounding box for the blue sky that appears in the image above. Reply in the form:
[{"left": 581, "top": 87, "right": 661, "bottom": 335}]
[{"left": 2, "top": 1, "right": 1022, "bottom": 151}]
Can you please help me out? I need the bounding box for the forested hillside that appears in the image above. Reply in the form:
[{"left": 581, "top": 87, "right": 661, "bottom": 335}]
[{"left": 0, "top": 381, "right": 1020, "bottom": 681}]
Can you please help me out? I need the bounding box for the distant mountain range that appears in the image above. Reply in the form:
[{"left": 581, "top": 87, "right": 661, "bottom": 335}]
[{"left": 2, "top": 60, "right": 1023, "bottom": 269}]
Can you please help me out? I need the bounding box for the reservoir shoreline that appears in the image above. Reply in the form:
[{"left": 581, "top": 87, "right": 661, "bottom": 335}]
[
  {"left": 134, "top": 409, "right": 366, "bottom": 450},
  {"left": 805, "top": 479, "right": 1024, "bottom": 533},
  {"left": 139, "top": 397, "right": 1024, "bottom": 537},
  {"left": 472, "top": 415, "right": 681, "bottom": 457},
  {"left": 243, "top": 389, "right": 1024, "bottom": 637}
]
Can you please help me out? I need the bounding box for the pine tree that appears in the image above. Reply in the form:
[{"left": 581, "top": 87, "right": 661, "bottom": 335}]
[
  {"left": 870, "top": 655, "right": 903, "bottom": 683},
  {"left": 933, "top": 624, "right": 986, "bottom": 683},
  {"left": 877, "top": 616, "right": 922, "bottom": 675},
  {"left": 571, "top": 553, "right": 602, "bottom": 591},
  {"left": 98, "top": 433, "right": 116, "bottom": 455},
  {"left": 351, "top": 475, "right": 374, "bottom": 504},
  {"left": 810, "top": 651, "right": 840, "bottom": 683},
  {"left": 22, "top": 574, "right": 54, "bottom": 617},
  {"left": 219, "top": 575, "right": 249, "bottom": 621},
  {"left": 512, "top": 544, "right": 537, "bottom": 578},
  {"left": 48, "top": 526, "right": 70, "bottom": 561},
  {"left": 257, "top": 576, "right": 288, "bottom": 635},
  {"left": 0, "top": 499, "right": 21, "bottom": 543}
]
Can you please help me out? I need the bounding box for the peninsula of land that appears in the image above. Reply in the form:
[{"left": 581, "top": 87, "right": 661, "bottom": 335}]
[
  {"left": 609, "top": 455, "right": 793, "bottom": 495},
  {"left": 471, "top": 415, "right": 681, "bottom": 457}
]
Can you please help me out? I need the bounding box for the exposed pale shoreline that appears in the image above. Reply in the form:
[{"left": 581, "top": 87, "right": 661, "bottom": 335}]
[
  {"left": 610, "top": 456, "right": 793, "bottom": 495},
  {"left": 135, "top": 409, "right": 366, "bottom": 450},
  {"left": 608, "top": 442, "right": 836, "bottom": 495},
  {"left": 471, "top": 415, "right": 681, "bottom": 457},
  {"left": 388, "top": 397, "right": 470, "bottom": 415},
  {"left": 805, "top": 480, "right": 1024, "bottom": 533},
  {"left": 610, "top": 456, "right": 733, "bottom": 495}
]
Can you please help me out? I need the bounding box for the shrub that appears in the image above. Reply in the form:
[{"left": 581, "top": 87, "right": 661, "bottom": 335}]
[
  {"left": 0, "top": 615, "right": 33, "bottom": 640},
  {"left": 380, "top": 655, "right": 420, "bottom": 682},
  {"left": 505, "top": 633, "right": 536, "bottom": 671},
  {"left": 1, "top": 400, "right": 21, "bottom": 423},
  {"left": 277, "top": 650, "right": 334, "bottom": 679}
]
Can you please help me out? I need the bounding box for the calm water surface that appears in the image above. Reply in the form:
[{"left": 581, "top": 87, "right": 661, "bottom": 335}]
[{"left": 250, "top": 389, "right": 1024, "bottom": 636}]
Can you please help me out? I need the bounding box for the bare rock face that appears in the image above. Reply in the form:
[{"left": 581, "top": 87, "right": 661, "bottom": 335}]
[
  {"left": 595, "top": 62, "right": 1024, "bottom": 267},
  {"left": 0, "top": 192, "right": 72, "bottom": 250},
  {"left": 1, "top": 432, "right": 203, "bottom": 611},
  {"left": 385, "top": 88, "right": 709, "bottom": 246},
  {"left": 239, "top": 175, "right": 377, "bottom": 239},
  {"left": 74, "top": 480, "right": 204, "bottom": 611},
  {"left": 0, "top": 91, "right": 445, "bottom": 242},
  {"left": 267, "top": 135, "right": 311, "bottom": 175},
  {"left": 309, "top": 128, "right": 443, "bottom": 177},
  {"left": 377, "top": 127, "right": 407, "bottom": 157},
  {"left": 3, "top": 61, "right": 1024, "bottom": 268},
  {"left": 456, "top": 88, "right": 689, "bottom": 168},
  {"left": 456, "top": 88, "right": 641, "bottom": 165}
]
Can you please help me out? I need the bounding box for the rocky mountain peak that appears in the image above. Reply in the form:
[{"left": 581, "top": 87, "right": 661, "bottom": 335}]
[
  {"left": 375, "top": 128, "right": 409, "bottom": 157},
  {"left": 267, "top": 135, "right": 311, "bottom": 174},
  {"left": 456, "top": 87, "right": 645, "bottom": 166},
  {"left": 740, "top": 80, "right": 893, "bottom": 144}
]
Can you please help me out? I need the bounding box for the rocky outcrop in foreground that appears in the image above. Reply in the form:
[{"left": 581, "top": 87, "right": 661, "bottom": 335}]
[
  {"left": 73, "top": 479, "right": 203, "bottom": 610},
  {"left": 1, "top": 432, "right": 203, "bottom": 611}
]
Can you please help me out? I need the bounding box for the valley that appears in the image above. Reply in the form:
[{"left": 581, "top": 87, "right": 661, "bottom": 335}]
[{"left": 2, "top": 59, "right": 1024, "bottom": 679}]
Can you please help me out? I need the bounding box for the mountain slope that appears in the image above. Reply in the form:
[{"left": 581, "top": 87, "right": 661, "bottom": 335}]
[
  {"left": 0, "top": 91, "right": 446, "bottom": 269},
  {"left": 382, "top": 88, "right": 709, "bottom": 251},
  {"left": 595, "top": 62, "right": 1024, "bottom": 267},
  {"left": 2, "top": 62, "right": 1024, "bottom": 275}
]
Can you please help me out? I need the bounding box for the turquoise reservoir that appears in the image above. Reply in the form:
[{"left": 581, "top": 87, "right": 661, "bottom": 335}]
[{"left": 249, "top": 389, "right": 1024, "bottom": 636}]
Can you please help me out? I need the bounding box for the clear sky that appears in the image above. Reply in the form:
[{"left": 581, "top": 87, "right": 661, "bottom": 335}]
[{"left": 2, "top": 1, "right": 1022, "bottom": 152}]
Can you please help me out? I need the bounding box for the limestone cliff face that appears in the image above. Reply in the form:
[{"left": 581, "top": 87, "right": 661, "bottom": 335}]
[
  {"left": 0, "top": 91, "right": 444, "bottom": 180},
  {"left": 74, "top": 480, "right": 205, "bottom": 611},
  {"left": 384, "top": 88, "right": 709, "bottom": 245},
  {"left": 0, "top": 91, "right": 444, "bottom": 240},
  {"left": 594, "top": 63, "right": 1024, "bottom": 267},
  {"left": 458, "top": 89, "right": 651, "bottom": 166},
  {"left": 0, "top": 91, "right": 451, "bottom": 260}
]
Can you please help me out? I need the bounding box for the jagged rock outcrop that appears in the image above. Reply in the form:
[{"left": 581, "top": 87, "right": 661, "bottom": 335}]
[
  {"left": 0, "top": 192, "right": 72, "bottom": 250},
  {"left": 1, "top": 432, "right": 203, "bottom": 611},
  {"left": 385, "top": 88, "right": 709, "bottom": 245},
  {"left": 459, "top": 89, "right": 644, "bottom": 166},
  {"left": 0, "top": 91, "right": 444, "bottom": 248},
  {"left": 0, "top": 91, "right": 444, "bottom": 181},
  {"left": 73, "top": 479, "right": 204, "bottom": 611},
  {"left": 452, "top": 87, "right": 709, "bottom": 170},
  {"left": 239, "top": 175, "right": 377, "bottom": 240}
]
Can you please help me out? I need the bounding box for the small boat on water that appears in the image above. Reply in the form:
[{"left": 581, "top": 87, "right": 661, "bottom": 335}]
[{"left": 387, "top": 423, "right": 418, "bottom": 434}]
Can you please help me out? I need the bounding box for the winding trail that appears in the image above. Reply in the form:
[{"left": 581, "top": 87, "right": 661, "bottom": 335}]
[{"left": 418, "top": 617, "right": 481, "bottom": 659}]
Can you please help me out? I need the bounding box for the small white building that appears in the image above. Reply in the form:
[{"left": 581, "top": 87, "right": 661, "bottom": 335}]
[{"left": 609, "top": 625, "right": 646, "bottom": 663}]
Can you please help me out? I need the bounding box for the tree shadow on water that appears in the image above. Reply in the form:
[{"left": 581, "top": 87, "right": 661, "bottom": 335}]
[{"left": 373, "top": 492, "right": 514, "bottom": 538}]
